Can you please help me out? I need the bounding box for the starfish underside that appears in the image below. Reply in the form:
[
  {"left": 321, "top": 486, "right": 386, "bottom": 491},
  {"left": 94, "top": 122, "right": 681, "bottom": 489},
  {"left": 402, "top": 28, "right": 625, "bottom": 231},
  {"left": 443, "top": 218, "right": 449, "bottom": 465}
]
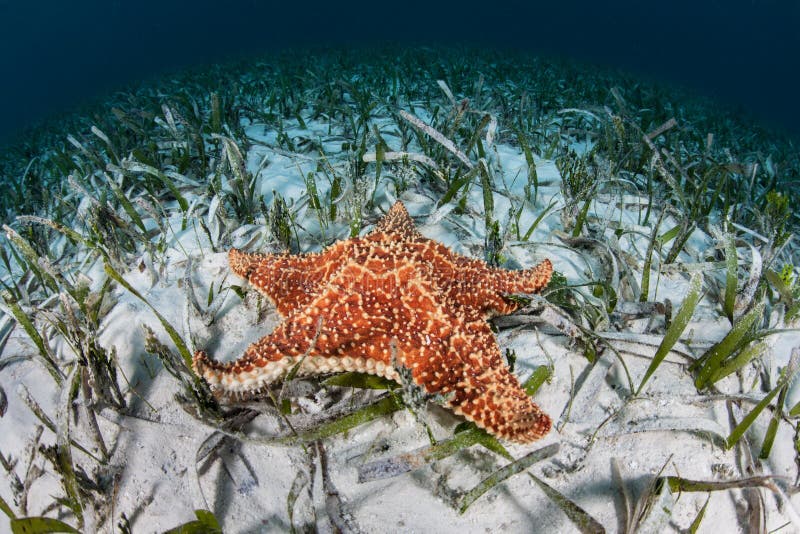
[{"left": 193, "top": 202, "right": 554, "bottom": 443}]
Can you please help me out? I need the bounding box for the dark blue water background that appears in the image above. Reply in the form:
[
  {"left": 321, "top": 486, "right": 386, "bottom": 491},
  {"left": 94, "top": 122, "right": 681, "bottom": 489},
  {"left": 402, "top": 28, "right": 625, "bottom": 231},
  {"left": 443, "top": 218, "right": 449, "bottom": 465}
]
[{"left": 1, "top": 0, "right": 797, "bottom": 144}]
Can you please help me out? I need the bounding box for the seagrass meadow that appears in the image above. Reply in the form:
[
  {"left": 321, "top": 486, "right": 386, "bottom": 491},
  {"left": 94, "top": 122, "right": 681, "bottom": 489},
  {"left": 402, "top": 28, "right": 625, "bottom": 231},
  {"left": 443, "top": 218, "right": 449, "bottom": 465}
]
[{"left": 0, "top": 47, "right": 799, "bottom": 532}]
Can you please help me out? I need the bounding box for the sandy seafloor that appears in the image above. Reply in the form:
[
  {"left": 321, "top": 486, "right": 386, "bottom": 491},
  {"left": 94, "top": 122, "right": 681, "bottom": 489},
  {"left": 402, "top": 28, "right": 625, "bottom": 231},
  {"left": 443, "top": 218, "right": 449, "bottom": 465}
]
[{"left": 1, "top": 102, "right": 800, "bottom": 533}]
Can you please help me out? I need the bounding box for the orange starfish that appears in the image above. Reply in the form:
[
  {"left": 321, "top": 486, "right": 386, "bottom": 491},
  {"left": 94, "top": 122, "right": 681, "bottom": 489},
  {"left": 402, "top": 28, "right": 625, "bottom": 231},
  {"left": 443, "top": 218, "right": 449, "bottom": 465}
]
[{"left": 193, "top": 202, "right": 554, "bottom": 443}]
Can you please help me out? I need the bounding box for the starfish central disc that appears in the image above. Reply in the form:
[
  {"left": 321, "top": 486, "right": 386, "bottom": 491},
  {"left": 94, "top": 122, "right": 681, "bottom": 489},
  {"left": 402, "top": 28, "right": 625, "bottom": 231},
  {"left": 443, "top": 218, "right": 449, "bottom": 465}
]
[{"left": 193, "top": 201, "right": 554, "bottom": 443}]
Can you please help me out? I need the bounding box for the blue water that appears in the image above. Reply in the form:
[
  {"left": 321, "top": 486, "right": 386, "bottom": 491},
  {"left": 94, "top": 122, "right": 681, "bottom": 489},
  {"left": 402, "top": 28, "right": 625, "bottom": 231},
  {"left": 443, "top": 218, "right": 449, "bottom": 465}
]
[{"left": 0, "top": 0, "right": 798, "bottom": 144}]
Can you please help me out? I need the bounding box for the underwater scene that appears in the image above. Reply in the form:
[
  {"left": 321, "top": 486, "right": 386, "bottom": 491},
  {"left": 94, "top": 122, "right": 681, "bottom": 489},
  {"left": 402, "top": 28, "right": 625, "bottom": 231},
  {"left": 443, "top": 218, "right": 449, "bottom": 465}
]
[{"left": 0, "top": 2, "right": 799, "bottom": 533}]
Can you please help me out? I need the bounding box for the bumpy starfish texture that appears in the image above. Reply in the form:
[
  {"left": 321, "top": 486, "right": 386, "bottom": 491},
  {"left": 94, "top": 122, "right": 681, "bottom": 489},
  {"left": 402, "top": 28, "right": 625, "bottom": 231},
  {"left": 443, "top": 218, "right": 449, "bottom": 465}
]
[{"left": 193, "top": 202, "right": 554, "bottom": 443}]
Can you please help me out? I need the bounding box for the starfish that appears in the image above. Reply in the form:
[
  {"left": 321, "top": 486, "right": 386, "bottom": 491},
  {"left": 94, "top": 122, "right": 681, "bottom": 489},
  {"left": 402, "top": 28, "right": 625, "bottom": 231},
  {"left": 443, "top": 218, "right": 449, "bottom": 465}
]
[{"left": 193, "top": 202, "right": 554, "bottom": 443}]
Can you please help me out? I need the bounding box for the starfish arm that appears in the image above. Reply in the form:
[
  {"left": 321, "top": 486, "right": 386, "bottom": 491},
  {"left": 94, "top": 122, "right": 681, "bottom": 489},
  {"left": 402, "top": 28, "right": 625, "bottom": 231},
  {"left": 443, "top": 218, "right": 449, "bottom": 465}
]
[
  {"left": 193, "top": 261, "right": 404, "bottom": 395},
  {"left": 370, "top": 201, "right": 422, "bottom": 240},
  {"left": 382, "top": 267, "right": 551, "bottom": 443},
  {"left": 440, "top": 256, "right": 553, "bottom": 317},
  {"left": 480, "top": 258, "right": 553, "bottom": 315},
  {"left": 228, "top": 244, "right": 354, "bottom": 316},
  {"left": 428, "top": 320, "right": 552, "bottom": 443},
  {"left": 487, "top": 258, "right": 553, "bottom": 295}
]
